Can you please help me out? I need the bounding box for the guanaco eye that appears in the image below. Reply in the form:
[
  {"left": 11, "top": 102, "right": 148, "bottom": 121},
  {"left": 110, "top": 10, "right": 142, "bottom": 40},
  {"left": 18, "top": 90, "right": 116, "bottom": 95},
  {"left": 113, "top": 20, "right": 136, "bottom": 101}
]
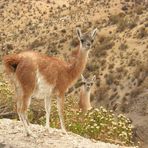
[
  {"left": 81, "top": 39, "right": 84, "bottom": 43},
  {"left": 81, "top": 82, "right": 86, "bottom": 85}
]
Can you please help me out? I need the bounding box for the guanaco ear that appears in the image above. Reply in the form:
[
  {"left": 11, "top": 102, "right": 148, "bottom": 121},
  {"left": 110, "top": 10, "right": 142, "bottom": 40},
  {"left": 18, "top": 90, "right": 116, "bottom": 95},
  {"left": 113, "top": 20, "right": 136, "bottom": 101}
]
[
  {"left": 92, "top": 75, "right": 96, "bottom": 82},
  {"left": 91, "top": 28, "right": 97, "bottom": 40},
  {"left": 81, "top": 74, "right": 86, "bottom": 82},
  {"left": 76, "top": 28, "right": 82, "bottom": 40}
]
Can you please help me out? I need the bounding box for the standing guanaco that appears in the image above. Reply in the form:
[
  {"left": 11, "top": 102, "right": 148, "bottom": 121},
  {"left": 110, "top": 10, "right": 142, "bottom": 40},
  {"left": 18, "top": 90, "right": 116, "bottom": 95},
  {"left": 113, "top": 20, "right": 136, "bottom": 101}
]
[{"left": 3, "top": 28, "right": 97, "bottom": 136}]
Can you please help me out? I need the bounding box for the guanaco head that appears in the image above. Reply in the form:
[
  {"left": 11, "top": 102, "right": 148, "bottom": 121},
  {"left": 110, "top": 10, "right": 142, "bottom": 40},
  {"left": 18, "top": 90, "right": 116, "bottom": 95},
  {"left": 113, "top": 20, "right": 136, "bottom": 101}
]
[
  {"left": 81, "top": 75, "right": 96, "bottom": 91},
  {"left": 76, "top": 28, "right": 97, "bottom": 50}
]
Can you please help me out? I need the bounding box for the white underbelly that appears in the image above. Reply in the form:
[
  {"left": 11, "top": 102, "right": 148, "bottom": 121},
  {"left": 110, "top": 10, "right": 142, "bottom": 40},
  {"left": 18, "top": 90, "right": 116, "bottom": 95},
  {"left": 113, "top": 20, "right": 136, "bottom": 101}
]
[{"left": 32, "top": 71, "right": 53, "bottom": 99}]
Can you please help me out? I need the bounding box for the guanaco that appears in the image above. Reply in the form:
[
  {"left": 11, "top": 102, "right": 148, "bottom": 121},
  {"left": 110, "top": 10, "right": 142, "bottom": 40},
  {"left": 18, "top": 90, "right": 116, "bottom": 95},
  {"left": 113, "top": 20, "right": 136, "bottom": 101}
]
[
  {"left": 3, "top": 28, "right": 97, "bottom": 136},
  {"left": 79, "top": 75, "right": 96, "bottom": 112}
]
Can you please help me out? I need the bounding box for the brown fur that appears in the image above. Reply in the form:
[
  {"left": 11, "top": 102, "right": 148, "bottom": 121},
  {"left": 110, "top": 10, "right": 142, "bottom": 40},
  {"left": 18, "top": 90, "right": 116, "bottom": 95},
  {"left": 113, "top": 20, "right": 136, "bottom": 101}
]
[
  {"left": 3, "top": 54, "right": 21, "bottom": 73},
  {"left": 71, "top": 48, "right": 79, "bottom": 58},
  {"left": 79, "top": 86, "right": 92, "bottom": 112},
  {"left": 78, "top": 75, "right": 96, "bottom": 112},
  {"left": 3, "top": 28, "right": 97, "bottom": 136},
  {"left": 3, "top": 49, "right": 89, "bottom": 132},
  {"left": 3, "top": 50, "right": 87, "bottom": 93}
]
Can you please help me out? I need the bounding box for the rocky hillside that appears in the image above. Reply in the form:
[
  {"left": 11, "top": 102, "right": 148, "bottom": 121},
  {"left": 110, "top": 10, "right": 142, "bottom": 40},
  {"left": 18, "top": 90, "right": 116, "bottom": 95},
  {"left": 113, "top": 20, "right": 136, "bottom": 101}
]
[
  {"left": 0, "top": 119, "right": 136, "bottom": 148},
  {"left": 0, "top": 0, "right": 148, "bottom": 147}
]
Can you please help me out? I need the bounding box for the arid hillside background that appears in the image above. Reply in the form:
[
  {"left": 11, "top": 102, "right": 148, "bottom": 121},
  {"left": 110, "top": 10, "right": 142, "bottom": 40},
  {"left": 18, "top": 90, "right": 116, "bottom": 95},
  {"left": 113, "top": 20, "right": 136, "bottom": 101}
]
[{"left": 0, "top": 0, "right": 148, "bottom": 148}]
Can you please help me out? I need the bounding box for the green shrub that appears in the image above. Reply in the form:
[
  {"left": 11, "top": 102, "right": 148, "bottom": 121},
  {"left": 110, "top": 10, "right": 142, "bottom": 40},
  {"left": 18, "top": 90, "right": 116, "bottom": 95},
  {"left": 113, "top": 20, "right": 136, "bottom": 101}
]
[
  {"left": 93, "top": 36, "right": 114, "bottom": 58},
  {"left": 135, "top": 5, "right": 144, "bottom": 15},
  {"left": 109, "top": 14, "right": 137, "bottom": 32},
  {"left": 0, "top": 73, "right": 14, "bottom": 118},
  {"left": 136, "top": 27, "right": 147, "bottom": 39},
  {"left": 37, "top": 96, "right": 134, "bottom": 146},
  {"left": 119, "top": 43, "right": 128, "bottom": 50},
  {"left": 67, "top": 107, "right": 134, "bottom": 145},
  {"left": 109, "top": 14, "right": 124, "bottom": 25}
]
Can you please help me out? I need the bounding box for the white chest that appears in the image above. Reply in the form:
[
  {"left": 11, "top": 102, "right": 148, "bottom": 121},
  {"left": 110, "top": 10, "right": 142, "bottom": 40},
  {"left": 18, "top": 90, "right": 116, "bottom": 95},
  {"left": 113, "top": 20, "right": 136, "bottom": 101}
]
[{"left": 32, "top": 71, "right": 53, "bottom": 99}]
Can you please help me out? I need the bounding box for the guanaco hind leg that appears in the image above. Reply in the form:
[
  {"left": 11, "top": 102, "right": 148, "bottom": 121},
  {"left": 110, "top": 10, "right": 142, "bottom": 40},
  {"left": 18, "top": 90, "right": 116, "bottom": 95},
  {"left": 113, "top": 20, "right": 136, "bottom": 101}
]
[{"left": 17, "top": 96, "right": 32, "bottom": 136}]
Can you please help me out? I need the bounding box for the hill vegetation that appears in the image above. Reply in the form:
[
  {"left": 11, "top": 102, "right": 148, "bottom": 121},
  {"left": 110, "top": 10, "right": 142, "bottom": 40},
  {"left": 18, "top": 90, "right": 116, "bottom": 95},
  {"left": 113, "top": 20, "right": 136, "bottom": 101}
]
[{"left": 0, "top": 0, "right": 148, "bottom": 147}]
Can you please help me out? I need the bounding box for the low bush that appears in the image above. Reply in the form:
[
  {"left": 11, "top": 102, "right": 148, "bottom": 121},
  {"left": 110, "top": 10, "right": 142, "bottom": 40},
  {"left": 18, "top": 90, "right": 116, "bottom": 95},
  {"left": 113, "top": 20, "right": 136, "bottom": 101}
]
[
  {"left": 136, "top": 27, "right": 147, "bottom": 39},
  {"left": 109, "top": 14, "right": 137, "bottom": 32},
  {"left": 37, "top": 96, "right": 134, "bottom": 146},
  {"left": 0, "top": 73, "right": 14, "bottom": 118},
  {"left": 119, "top": 43, "right": 128, "bottom": 50},
  {"left": 93, "top": 36, "right": 114, "bottom": 58}
]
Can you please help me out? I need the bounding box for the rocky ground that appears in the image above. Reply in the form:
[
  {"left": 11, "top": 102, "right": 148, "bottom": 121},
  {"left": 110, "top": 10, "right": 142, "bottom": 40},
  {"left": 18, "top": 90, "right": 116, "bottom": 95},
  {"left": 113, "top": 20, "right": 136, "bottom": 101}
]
[
  {"left": 0, "top": 119, "right": 135, "bottom": 148},
  {"left": 0, "top": 0, "right": 148, "bottom": 147}
]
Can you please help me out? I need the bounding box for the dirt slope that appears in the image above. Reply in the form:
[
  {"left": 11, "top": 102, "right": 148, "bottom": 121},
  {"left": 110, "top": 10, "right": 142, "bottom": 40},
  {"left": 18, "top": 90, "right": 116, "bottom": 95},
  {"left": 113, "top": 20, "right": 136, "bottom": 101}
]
[{"left": 0, "top": 119, "right": 135, "bottom": 148}]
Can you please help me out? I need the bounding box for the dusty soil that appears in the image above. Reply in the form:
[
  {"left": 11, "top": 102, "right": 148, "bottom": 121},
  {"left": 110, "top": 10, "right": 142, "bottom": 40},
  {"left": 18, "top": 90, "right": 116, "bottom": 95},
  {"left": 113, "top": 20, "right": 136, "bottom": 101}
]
[{"left": 0, "top": 119, "right": 135, "bottom": 148}]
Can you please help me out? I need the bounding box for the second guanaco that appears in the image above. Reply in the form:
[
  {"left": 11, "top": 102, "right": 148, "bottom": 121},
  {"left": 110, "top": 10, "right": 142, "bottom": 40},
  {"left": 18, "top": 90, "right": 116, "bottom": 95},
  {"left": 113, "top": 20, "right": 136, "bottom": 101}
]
[{"left": 79, "top": 75, "right": 96, "bottom": 112}]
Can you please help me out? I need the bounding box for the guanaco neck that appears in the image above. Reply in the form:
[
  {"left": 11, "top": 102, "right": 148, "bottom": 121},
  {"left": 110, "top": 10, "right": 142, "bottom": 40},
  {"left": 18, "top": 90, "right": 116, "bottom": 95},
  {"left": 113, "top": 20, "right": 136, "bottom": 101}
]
[
  {"left": 79, "top": 86, "right": 92, "bottom": 111},
  {"left": 68, "top": 47, "right": 89, "bottom": 84}
]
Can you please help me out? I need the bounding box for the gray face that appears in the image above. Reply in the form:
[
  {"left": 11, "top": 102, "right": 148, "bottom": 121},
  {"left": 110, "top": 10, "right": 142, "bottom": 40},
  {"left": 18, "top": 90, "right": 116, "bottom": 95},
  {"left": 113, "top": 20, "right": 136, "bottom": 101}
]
[
  {"left": 81, "top": 75, "right": 96, "bottom": 91},
  {"left": 80, "top": 34, "right": 94, "bottom": 50},
  {"left": 83, "top": 79, "right": 94, "bottom": 91},
  {"left": 76, "top": 28, "right": 97, "bottom": 51}
]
